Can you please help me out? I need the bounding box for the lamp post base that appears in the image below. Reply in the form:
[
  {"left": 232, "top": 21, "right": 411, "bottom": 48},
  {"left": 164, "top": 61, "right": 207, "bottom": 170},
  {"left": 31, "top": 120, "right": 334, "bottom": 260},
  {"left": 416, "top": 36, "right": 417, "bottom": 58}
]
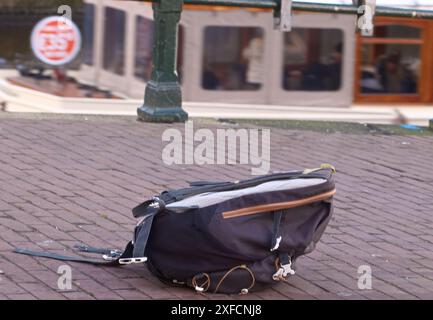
[{"left": 137, "top": 105, "right": 188, "bottom": 123}]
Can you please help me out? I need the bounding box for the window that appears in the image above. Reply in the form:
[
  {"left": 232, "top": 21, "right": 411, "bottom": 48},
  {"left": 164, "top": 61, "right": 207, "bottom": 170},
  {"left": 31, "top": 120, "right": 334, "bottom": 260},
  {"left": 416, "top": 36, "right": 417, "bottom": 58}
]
[
  {"left": 0, "top": 24, "right": 30, "bottom": 68},
  {"left": 359, "top": 24, "right": 422, "bottom": 95},
  {"left": 103, "top": 7, "right": 126, "bottom": 75},
  {"left": 282, "top": 28, "right": 344, "bottom": 91},
  {"left": 134, "top": 17, "right": 184, "bottom": 83},
  {"left": 202, "top": 27, "right": 264, "bottom": 91},
  {"left": 83, "top": 3, "right": 95, "bottom": 66},
  {"left": 135, "top": 16, "right": 154, "bottom": 82}
]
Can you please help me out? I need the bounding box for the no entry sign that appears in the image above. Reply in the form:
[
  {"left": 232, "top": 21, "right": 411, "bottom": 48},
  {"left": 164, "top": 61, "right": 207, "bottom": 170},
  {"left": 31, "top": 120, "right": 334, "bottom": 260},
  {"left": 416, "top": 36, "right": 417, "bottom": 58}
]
[{"left": 31, "top": 16, "right": 82, "bottom": 66}]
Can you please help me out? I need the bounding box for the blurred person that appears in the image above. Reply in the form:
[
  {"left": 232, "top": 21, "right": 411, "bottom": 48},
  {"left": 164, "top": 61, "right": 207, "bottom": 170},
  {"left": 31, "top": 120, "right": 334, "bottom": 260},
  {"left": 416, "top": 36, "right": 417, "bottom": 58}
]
[
  {"left": 242, "top": 30, "right": 264, "bottom": 89},
  {"left": 328, "top": 42, "right": 343, "bottom": 90},
  {"left": 202, "top": 58, "right": 219, "bottom": 90},
  {"left": 377, "top": 51, "right": 416, "bottom": 93}
]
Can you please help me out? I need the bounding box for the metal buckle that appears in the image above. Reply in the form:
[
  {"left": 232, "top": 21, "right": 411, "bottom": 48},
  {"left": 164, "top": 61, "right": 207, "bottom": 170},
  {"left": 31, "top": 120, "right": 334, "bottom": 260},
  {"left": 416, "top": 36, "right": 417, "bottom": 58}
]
[
  {"left": 112, "top": 249, "right": 122, "bottom": 255},
  {"left": 102, "top": 255, "right": 117, "bottom": 262},
  {"left": 194, "top": 286, "right": 205, "bottom": 293},
  {"left": 102, "top": 250, "right": 123, "bottom": 261},
  {"left": 149, "top": 198, "right": 160, "bottom": 209},
  {"left": 151, "top": 196, "right": 165, "bottom": 210},
  {"left": 273, "top": 260, "right": 295, "bottom": 281},
  {"left": 119, "top": 257, "right": 148, "bottom": 265}
]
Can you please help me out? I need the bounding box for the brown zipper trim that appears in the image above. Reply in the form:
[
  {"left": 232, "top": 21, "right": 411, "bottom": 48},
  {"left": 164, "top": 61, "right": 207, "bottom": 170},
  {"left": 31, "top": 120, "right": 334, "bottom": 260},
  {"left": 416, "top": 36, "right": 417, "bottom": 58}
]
[{"left": 222, "top": 189, "right": 336, "bottom": 219}]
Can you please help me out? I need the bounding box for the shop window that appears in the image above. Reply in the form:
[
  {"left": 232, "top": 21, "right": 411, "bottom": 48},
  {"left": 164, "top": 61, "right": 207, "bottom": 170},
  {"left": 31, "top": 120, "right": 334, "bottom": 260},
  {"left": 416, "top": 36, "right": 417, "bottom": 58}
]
[
  {"left": 103, "top": 7, "right": 126, "bottom": 75},
  {"left": 202, "top": 27, "right": 264, "bottom": 91},
  {"left": 135, "top": 17, "right": 184, "bottom": 83},
  {"left": 282, "top": 28, "right": 344, "bottom": 91},
  {"left": 359, "top": 24, "right": 422, "bottom": 95},
  {"left": 83, "top": 3, "right": 95, "bottom": 66}
]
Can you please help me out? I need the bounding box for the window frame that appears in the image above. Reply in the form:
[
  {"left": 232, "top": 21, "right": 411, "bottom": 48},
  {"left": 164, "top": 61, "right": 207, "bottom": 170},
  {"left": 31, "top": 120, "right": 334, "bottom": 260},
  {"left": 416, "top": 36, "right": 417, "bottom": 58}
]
[{"left": 354, "top": 17, "right": 432, "bottom": 104}]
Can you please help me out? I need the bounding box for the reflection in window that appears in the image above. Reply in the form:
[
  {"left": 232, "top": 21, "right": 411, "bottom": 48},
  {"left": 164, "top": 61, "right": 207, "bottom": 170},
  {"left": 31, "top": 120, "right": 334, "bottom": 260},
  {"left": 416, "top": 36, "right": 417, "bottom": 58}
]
[
  {"left": 135, "top": 18, "right": 184, "bottom": 83},
  {"left": 103, "top": 8, "right": 125, "bottom": 75},
  {"left": 360, "top": 44, "right": 419, "bottom": 94},
  {"left": 202, "top": 27, "right": 264, "bottom": 91},
  {"left": 373, "top": 25, "right": 421, "bottom": 39},
  {"left": 83, "top": 4, "right": 95, "bottom": 66},
  {"left": 282, "top": 28, "right": 343, "bottom": 91},
  {"left": 0, "top": 25, "right": 30, "bottom": 68},
  {"left": 135, "top": 16, "right": 154, "bottom": 82}
]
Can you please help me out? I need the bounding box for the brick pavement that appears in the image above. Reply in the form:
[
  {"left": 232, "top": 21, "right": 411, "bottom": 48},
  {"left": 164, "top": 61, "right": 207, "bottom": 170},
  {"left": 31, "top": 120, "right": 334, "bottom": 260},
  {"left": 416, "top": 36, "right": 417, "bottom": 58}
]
[{"left": 1, "top": 113, "right": 433, "bottom": 300}]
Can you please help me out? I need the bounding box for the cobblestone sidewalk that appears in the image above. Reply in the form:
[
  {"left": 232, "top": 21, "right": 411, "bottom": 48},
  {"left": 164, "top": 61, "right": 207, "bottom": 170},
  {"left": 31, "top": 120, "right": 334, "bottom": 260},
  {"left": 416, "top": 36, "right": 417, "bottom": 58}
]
[{"left": 1, "top": 114, "right": 433, "bottom": 300}]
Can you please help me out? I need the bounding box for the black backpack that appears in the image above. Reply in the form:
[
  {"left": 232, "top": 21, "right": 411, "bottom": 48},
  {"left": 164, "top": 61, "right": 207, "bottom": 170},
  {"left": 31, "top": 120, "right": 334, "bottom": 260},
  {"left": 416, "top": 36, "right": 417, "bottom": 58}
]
[{"left": 15, "top": 164, "right": 336, "bottom": 295}]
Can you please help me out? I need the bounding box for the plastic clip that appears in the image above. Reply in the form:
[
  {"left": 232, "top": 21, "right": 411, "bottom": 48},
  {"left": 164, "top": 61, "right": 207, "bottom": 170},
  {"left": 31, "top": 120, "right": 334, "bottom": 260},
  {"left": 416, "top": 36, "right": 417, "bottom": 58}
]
[
  {"left": 273, "top": 259, "right": 295, "bottom": 281},
  {"left": 118, "top": 257, "right": 147, "bottom": 265}
]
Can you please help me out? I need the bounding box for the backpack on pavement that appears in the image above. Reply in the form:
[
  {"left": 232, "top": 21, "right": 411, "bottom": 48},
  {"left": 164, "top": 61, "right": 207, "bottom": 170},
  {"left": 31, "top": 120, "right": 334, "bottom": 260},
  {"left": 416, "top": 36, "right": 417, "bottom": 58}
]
[{"left": 15, "top": 164, "right": 336, "bottom": 295}]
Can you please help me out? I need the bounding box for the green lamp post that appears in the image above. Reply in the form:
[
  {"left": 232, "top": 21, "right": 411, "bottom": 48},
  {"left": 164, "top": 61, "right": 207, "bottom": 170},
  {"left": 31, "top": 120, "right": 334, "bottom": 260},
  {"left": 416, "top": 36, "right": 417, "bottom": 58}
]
[{"left": 137, "top": 0, "right": 188, "bottom": 123}]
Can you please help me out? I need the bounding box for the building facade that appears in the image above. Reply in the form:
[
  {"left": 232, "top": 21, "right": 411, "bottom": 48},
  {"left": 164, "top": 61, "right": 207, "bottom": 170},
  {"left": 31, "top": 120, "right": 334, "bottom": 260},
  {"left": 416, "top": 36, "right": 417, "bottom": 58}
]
[{"left": 8, "top": 0, "right": 431, "bottom": 108}]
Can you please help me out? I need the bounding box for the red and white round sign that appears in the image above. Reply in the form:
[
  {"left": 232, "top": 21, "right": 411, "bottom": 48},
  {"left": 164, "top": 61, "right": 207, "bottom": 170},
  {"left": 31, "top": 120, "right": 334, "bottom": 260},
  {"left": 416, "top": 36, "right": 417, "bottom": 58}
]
[{"left": 31, "top": 16, "right": 82, "bottom": 66}]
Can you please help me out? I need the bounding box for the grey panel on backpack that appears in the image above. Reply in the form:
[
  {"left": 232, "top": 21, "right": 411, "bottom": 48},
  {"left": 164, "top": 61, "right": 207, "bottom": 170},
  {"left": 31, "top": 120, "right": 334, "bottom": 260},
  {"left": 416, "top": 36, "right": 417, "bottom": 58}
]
[{"left": 167, "top": 178, "right": 326, "bottom": 209}]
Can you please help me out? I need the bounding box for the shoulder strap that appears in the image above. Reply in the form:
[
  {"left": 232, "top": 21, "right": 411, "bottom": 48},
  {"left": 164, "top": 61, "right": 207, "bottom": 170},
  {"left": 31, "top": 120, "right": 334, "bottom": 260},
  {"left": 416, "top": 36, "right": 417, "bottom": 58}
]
[
  {"left": 132, "top": 196, "right": 166, "bottom": 218},
  {"left": 132, "top": 213, "right": 157, "bottom": 258},
  {"left": 14, "top": 242, "right": 135, "bottom": 266}
]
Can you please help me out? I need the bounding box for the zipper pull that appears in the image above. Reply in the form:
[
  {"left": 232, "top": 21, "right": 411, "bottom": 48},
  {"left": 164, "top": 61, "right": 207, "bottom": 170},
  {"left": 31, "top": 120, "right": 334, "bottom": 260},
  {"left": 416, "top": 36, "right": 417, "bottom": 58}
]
[{"left": 303, "top": 163, "right": 336, "bottom": 175}]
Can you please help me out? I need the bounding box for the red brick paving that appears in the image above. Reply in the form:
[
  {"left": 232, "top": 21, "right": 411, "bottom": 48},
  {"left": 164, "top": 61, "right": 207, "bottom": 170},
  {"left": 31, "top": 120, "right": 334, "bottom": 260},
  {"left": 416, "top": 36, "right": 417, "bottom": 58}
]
[{"left": 1, "top": 114, "right": 433, "bottom": 300}]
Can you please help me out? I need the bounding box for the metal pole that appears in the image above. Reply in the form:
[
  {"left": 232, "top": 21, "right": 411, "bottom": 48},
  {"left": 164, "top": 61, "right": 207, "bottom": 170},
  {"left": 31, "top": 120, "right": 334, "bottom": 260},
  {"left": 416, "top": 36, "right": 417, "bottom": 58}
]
[
  {"left": 291, "top": 2, "right": 433, "bottom": 19},
  {"left": 137, "top": 0, "right": 188, "bottom": 123},
  {"left": 167, "top": 0, "right": 433, "bottom": 20},
  {"left": 184, "top": 0, "right": 277, "bottom": 8}
]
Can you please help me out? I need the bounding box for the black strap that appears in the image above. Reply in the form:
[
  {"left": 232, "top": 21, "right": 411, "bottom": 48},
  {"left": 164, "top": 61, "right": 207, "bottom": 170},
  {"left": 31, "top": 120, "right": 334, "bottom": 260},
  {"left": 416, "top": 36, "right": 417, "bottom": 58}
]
[
  {"left": 14, "top": 242, "right": 134, "bottom": 266},
  {"left": 73, "top": 244, "right": 121, "bottom": 255},
  {"left": 15, "top": 199, "right": 160, "bottom": 264},
  {"left": 271, "top": 210, "right": 284, "bottom": 251},
  {"left": 188, "top": 181, "right": 232, "bottom": 187},
  {"left": 132, "top": 199, "right": 155, "bottom": 218},
  {"left": 132, "top": 197, "right": 165, "bottom": 218},
  {"left": 279, "top": 252, "right": 290, "bottom": 265},
  {"left": 132, "top": 213, "right": 157, "bottom": 258}
]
